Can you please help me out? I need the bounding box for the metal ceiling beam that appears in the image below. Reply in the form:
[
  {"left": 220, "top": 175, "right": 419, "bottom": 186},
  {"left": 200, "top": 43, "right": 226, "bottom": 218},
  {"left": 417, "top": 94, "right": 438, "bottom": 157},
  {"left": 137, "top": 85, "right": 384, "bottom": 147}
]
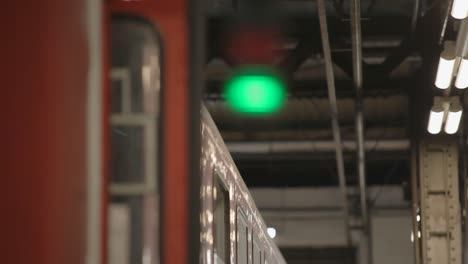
[
  {"left": 316, "top": 0, "right": 351, "bottom": 245},
  {"left": 206, "top": 15, "right": 421, "bottom": 79},
  {"left": 204, "top": 79, "right": 408, "bottom": 99},
  {"left": 207, "top": 15, "right": 413, "bottom": 38},
  {"left": 377, "top": 0, "right": 420, "bottom": 75},
  {"left": 215, "top": 120, "right": 407, "bottom": 132},
  {"left": 232, "top": 152, "right": 410, "bottom": 162},
  {"left": 237, "top": 159, "right": 410, "bottom": 187},
  {"left": 227, "top": 139, "right": 410, "bottom": 153},
  {"left": 278, "top": 38, "right": 317, "bottom": 74}
]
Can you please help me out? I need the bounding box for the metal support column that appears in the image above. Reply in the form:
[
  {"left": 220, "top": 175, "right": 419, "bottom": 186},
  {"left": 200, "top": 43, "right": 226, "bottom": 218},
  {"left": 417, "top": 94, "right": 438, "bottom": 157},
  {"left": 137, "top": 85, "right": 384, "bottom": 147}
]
[
  {"left": 350, "top": 0, "right": 371, "bottom": 263},
  {"left": 420, "top": 138, "right": 462, "bottom": 264},
  {"left": 460, "top": 120, "right": 468, "bottom": 264},
  {"left": 411, "top": 141, "right": 421, "bottom": 264}
]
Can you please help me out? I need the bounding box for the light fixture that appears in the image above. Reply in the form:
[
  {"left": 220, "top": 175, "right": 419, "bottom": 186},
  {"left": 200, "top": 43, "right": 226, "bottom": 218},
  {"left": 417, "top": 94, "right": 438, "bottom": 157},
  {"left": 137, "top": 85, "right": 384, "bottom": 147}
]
[
  {"left": 410, "top": 231, "right": 414, "bottom": 243},
  {"left": 224, "top": 66, "right": 286, "bottom": 115},
  {"left": 435, "top": 41, "right": 456, "bottom": 89},
  {"left": 451, "top": 0, "right": 468, "bottom": 19},
  {"left": 416, "top": 214, "right": 421, "bottom": 222},
  {"left": 267, "top": 227, "right": 277, "bottom": 238},
  {"left": 455, "top": 58, "right": 468, "bottom": 89},
  {"left": 427, "top": 98, "right": 444, "bottom": 134},
  {"left": 445, "top": 98, "right": 463, "bottom": 134}
]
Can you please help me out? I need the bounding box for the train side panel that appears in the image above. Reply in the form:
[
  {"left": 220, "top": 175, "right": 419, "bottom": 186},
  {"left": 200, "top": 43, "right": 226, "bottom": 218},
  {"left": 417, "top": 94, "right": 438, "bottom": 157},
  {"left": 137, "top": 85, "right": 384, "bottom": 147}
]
[
  {"left": 201, "top": 107, "right": 286, "bottom": 264},
  {"left": 2, "top": 1, "right": 106, "bottom": 264}
]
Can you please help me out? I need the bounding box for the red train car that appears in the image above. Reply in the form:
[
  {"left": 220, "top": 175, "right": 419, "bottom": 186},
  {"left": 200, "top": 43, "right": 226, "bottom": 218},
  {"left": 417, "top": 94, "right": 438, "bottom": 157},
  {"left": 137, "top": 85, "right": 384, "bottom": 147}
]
[
  {"left": 4, "top": 0, "right": 201, "bottom": 263},
  {"left": 2, "top": 1, "right": 106, "bottom": 264},
  {"left": 4, "top": 1, "right": 284, "bottom": 264}
]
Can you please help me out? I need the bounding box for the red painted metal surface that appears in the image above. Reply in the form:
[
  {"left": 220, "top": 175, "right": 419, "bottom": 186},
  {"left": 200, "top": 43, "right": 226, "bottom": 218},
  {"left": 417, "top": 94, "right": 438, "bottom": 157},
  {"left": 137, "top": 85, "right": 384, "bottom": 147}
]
[
  {"left": 102, "top": 8, "right": 111, "bottom": 264},
  {"left": 108, "top": 1, "right": 191, "bottom": 263},
  {"left": 1, "top": 2, "right": 90, "bottom": 264},
  {"left": 226, "top": 28, "right": 281, "bottom": 64}
]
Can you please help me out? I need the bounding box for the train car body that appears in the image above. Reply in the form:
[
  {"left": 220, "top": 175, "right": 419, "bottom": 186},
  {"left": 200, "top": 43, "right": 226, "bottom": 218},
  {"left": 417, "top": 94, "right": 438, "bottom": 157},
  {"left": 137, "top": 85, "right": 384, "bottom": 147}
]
[
  {"left": 201, "top": 107, "right": 286, "bottom": 264},
  {"left": 3, "top": 1, "right": 106, "bottom": 264}
]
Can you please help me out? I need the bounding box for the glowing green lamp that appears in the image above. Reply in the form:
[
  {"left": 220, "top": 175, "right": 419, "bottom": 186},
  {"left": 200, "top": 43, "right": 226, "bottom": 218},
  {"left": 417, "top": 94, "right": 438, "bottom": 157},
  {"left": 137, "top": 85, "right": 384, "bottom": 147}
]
[{"left": 224, "top": 66, "right": 286, "bottom": 115}]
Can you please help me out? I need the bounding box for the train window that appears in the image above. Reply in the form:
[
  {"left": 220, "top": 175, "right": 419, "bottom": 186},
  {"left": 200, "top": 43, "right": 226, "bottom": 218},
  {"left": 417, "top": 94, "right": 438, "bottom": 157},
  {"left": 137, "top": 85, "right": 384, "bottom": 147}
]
[
  {"left": 108, "top": 18, "right": 161, "bottom": 264},
  {"left": 111, "top": 125, "right": 144, "bottom": 183},
  {"left": 110, "top": 18, "right": 160, "bottom": 186},
  {"left": 214, "top": 176, "right": 230, "bottom": 264},
  {"left": 237, "top": 209, "right": 249, "bottom": 264}
]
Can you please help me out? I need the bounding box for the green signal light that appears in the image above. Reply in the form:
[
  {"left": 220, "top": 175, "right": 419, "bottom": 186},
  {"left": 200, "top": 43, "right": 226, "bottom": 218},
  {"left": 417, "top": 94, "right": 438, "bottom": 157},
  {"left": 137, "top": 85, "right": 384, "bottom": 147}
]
[{"left": 224, "top": 67, "right": 286, "bottom": 115}]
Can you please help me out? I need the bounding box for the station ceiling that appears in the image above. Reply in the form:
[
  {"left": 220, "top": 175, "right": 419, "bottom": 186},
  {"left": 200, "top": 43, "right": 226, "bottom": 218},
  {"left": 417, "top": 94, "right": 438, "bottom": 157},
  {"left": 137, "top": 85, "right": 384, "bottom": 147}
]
[{"left": 204, "top": 0, "right": 468, "bottom": 189}]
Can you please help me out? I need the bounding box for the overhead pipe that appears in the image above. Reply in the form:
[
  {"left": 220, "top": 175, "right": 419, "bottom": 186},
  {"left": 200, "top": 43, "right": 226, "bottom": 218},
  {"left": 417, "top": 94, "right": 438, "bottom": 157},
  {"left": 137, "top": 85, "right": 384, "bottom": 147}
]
[
  {"left": 350, "top": 0, "right": 372, "bottom": 263},
  {"left": 456, "top": 18, "right": 468, "bottom": 57},
  {"left": 227, "top": 139, "right": 410, "bottom": 154},
  {"left": 439, "top": 0, "right": 454, "bottom": 45},
  {"left": 316, "top": 0, "right": 351, "bottom": 245},
  {"left": 350, "top": 0, "right": 368, "bottom": 231},
  {"left": 410, "top": 0, "right": 421, "bottom": 34}
]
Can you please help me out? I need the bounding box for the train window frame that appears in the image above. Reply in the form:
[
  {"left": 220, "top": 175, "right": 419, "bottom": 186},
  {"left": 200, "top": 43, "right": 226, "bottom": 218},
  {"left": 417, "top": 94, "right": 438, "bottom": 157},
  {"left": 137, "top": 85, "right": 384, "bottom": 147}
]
[
  {"left": 237, "top": 208, "right": 249, "bottom": 264},
  {"left": 108, "top": 16, "right": 163, "bottom": 264},
  {"left": 109, "top": 17, "right": 161, "bottom": 194},
  {"left": 213, "top": 172, "right": 230, "bottom": 264},
  {"left": 110, "top": 115, "right": 157, "bottom": 193},
  {"left": 110, "top": 68, "right": 131, "bottom": 113}
]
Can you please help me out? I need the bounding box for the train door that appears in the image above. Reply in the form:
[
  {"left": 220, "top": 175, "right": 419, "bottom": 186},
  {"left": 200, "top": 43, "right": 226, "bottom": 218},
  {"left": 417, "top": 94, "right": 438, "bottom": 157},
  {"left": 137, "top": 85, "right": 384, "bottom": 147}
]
[{"left": 106, "top": 1, "right": 203, "bottom": 264}]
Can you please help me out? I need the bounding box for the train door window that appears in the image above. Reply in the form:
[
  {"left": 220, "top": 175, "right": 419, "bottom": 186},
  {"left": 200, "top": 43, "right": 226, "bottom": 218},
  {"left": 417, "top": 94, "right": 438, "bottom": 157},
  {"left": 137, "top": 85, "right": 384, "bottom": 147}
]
[
  {"left": 108, "top": 18, "right": 161, "bottom": 264},
  {"left": 253, "top": 234, "right": 261, "bottom": 264},
  {"left": 214, "top": 176, "right": 230, "bottom": 264},
  {"left": 237, "top": 209, "right": 249, "bottom": 264}
]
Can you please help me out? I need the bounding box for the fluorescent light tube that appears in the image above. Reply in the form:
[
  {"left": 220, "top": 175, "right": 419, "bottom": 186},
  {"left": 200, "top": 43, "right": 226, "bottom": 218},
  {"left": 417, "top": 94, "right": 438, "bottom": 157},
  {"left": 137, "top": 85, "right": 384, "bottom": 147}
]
[
  {"left": 455, "top": 58, "right": 468, "bottom": 89},
  {"left": 452, "top": 0, "right": 468, "bottom": 19},
  {"left": 435, "top": 57, "right": 456, "bottom": 89},
  {"left": 435, "top": 42, "right": 456, "bottom": 89},
  {"left": 445, "top": 110, "right": 463, "bottom": 134},
  {"left": 428, "top": 110, "right": 444, "bottom": 134},
  {"left": 444, "top": 99, "right": 463, "bottom": 134},
  {"left": 428, "top": 98, "right": 445, "bottom": 134}
]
